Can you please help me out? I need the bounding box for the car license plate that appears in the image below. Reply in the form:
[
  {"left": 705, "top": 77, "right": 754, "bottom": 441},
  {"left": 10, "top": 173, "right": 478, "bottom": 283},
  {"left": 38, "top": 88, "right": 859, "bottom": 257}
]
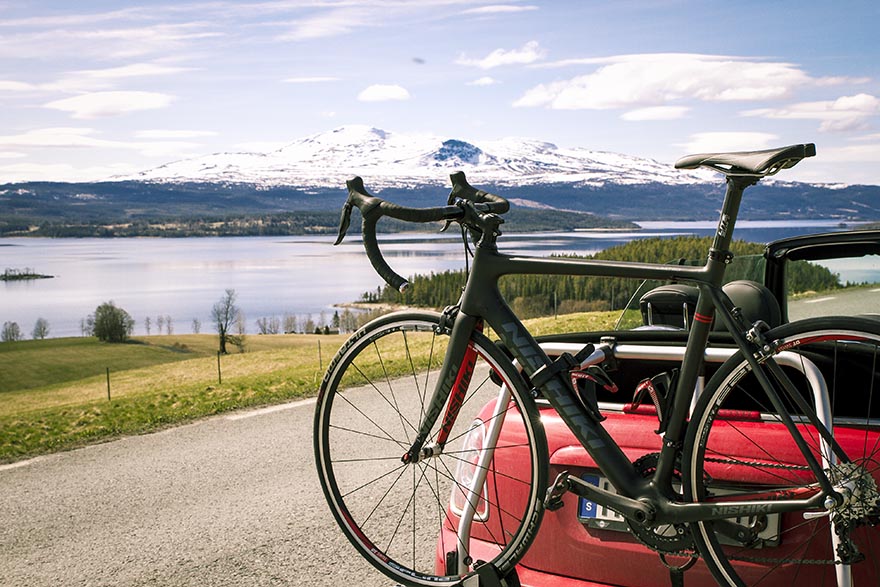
[
  {"left": 577, "top": 474, "right": 628, "bottom": 531},
  {"left": 577, "top": 474, "right": 782, "bottom": 545}
]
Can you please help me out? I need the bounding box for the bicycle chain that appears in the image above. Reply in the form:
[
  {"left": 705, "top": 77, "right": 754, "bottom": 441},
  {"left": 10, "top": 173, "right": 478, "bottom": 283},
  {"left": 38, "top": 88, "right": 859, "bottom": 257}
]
[
  {"left": 629, "top": 456, "right": 864, "bottom": 566},
  {"left": 703, "top": 455, "right": 810, "bottom": 471},
  {"left": 699, "top": 456, "right": 857, "bottom": 566}
]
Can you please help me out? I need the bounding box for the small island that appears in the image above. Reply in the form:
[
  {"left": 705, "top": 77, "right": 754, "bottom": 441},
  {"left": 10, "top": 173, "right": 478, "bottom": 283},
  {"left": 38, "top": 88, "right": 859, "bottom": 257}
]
[{"left": 1, "top": 268, "right": 54, "bottom": 281}]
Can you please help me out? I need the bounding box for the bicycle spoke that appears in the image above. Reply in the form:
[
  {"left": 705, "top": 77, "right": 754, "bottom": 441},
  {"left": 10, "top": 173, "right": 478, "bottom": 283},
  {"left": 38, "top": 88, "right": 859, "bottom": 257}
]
[
  {"left": 316, "top": 314, "right": 545, "bottom": 584},
  {"left": 688, "top": 320, "right": 880, "bottom": 587}
]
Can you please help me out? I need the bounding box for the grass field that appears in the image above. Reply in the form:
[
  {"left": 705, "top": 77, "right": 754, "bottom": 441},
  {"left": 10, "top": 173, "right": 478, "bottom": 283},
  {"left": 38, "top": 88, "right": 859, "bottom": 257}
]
[{"left": 0, "top": 311, "right": 617, "bottom": 463}]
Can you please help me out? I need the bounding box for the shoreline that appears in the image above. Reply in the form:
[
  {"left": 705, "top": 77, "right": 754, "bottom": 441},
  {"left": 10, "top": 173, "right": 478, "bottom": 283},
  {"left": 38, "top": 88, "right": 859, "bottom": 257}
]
[{"left": 333, "top": 301, "right": 422, "bottom": 313}]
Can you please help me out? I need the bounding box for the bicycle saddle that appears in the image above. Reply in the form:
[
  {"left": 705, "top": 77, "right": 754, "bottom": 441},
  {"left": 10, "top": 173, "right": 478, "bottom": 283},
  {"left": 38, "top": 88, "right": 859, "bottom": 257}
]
[{"left": 675, "top": 143, "right": 816, "bottom": 176}]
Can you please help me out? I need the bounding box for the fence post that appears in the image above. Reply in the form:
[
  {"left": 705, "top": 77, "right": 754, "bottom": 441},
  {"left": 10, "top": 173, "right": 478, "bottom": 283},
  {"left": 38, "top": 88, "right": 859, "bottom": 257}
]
[
  {"left": 106, "top": 367, "right": 111, "bottom": 401},
  {"left": 217, "top": 351, "right": 222, "bottom": 385}
]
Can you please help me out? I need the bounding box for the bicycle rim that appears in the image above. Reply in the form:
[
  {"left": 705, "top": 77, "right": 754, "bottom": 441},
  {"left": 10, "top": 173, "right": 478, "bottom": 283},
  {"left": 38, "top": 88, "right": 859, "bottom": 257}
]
[
  {"left": 314, "top": 312, "right": 547, "bottom": 586},
  {"left": 685, "top": 317, "right": 880, "bottom": 587}
]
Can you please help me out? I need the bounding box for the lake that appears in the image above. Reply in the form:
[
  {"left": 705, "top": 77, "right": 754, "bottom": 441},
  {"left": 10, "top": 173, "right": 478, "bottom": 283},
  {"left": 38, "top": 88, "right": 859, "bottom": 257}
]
[{"left": 0, "top": 220, "right": 867, "bottom": 338}]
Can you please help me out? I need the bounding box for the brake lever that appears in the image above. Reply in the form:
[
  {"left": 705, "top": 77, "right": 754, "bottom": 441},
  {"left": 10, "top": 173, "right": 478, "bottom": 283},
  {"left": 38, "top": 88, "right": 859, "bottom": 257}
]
[{"left": 334, "top": 201, "right": 353, "bottom": 245}]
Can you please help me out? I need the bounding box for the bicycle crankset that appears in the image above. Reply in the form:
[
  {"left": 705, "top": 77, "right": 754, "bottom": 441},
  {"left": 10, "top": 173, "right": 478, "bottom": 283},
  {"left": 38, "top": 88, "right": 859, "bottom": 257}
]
[{"left": 627, "top": 453, "right": 696, "bottom": 554}]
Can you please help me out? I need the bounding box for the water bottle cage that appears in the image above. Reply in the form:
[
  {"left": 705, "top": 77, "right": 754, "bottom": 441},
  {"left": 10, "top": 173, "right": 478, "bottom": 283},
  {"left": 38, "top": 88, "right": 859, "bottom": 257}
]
[{"left": 629, "top": 369, "right": 680, "bottom": 435}]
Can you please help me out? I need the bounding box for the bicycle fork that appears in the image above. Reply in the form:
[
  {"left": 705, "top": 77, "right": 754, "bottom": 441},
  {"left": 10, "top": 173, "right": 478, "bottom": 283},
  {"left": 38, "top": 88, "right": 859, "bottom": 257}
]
[
  {"left": 402, "top": 309, "right": 481, "bottom": 465},
  {"left": 398, "top": 310, "right": 509, "bottom": 577}
]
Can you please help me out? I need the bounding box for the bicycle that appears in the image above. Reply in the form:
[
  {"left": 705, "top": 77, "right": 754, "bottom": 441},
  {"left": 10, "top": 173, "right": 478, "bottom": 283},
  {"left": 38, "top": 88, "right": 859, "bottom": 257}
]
[{"left": 314, "top": 143, "right": 880, "bottom": 587}]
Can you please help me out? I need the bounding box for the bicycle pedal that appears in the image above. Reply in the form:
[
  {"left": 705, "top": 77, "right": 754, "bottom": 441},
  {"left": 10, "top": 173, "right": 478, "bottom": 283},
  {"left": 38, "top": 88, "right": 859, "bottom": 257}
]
[
  {"left": 544, "top": 472, "right": 570, "bottom": 511},
  {"left": 545, "top": 495, "right": 565, "bottom": 511}
]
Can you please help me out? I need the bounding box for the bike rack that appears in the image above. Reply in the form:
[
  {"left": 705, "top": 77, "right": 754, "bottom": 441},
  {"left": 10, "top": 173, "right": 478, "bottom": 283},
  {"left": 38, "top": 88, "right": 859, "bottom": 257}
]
[{"left": 450, "top": 341, "right": 843, "bottom": 583}]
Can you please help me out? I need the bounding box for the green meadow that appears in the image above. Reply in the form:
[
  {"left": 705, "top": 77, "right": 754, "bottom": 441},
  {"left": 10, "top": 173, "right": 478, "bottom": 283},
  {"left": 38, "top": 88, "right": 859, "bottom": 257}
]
[{"left": 0, "top": 311, "right": 617, "bottom": 464}]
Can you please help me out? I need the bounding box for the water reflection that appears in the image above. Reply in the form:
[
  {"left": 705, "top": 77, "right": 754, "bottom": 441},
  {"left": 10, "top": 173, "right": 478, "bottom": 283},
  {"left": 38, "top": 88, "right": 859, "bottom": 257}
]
[{"left": 1, "top": 221, "right": 870, "bottom": 338}]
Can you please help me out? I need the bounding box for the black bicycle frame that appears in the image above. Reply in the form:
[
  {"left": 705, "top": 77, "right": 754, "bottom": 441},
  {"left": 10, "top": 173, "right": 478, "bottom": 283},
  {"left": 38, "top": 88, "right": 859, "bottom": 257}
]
[{"left": 407, "top": 176, "right": 839, "bottom": 524}]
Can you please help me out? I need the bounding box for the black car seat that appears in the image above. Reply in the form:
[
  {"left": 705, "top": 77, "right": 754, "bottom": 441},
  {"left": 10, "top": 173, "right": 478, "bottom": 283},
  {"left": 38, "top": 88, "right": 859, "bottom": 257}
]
[{"left": 639, "top": 280, "right": 781, "bottom": 331}]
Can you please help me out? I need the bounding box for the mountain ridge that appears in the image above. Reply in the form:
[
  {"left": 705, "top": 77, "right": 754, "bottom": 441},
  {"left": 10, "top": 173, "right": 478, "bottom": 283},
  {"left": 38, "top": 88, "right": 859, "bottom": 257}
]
[
  {"left": 2, "top": 125, "right": 878, "bottom": 234},
  {"left": 123, "top": 125, "right": 725, "bottom": 188}
]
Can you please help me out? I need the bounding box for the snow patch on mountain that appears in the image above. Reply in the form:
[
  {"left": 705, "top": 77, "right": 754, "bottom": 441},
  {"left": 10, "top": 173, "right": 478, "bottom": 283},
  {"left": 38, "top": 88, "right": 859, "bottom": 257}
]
[{"left": 123, "top": 125, "right": 719, "bottom": 188}]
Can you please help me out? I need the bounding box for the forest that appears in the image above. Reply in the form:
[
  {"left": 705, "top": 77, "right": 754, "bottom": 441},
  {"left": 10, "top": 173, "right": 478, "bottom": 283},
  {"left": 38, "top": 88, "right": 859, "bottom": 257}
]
[
  {"left": 360, "top": 236, "right": 842, "bottom": 319},
  {"left": 0, "top": 207, "right": 634, "bottom": 237}
]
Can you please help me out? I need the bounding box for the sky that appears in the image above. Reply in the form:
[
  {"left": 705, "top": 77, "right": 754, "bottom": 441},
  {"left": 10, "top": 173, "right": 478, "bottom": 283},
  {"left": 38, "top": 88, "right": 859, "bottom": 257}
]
[{"left": 1, "top": 0, "right": 879, "bottom": 186}]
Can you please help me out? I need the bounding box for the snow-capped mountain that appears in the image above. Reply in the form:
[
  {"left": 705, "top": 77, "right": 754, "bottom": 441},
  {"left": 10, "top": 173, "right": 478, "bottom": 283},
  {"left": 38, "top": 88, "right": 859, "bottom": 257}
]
[{"left": 125, "top": 125, "right": 716, "bottom": 188}]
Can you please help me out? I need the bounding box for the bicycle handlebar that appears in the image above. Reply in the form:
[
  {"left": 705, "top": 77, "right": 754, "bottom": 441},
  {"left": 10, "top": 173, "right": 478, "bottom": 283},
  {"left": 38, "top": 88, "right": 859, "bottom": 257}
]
[
  {"left": 335, "top": 172, "right": 508, "bottom": 292},
  {"left": 447, "top": 171, "right": 510, "bottom": 214}
]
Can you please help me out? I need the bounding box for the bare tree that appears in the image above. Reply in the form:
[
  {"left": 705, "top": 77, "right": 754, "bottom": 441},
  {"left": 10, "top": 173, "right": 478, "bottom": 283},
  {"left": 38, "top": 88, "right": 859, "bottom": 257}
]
[
  {"left": 212, "top": 289, "right": 241, "bottom": 354},
  {"left": 256, "top": 316, "right": 281, "bottom": 335},
  {"left": 156, "top": 315, "right": 165, "bottom": 335},
  {"left": 165, "top": 314, "right": 173, "bottom": 335},
  {"left": 233, "top": 310, "right": 247, "bottom": 352},
  {"left": 2, "top": 321, "right": 22, "bottom": 342},
  {"left": 256, "top": 316, "right": 269, "bottom": 335},
  {"left": 144, "top": 316, "right": 152, "bottom": 335},
  {"left": 283, "top": 313, "right": 298, "bottom": 334},
  {"left": 191, "top": 318, "right": 201, "bottom": 334},
  {"left": 32, "top": 317, "right": 50, "bottom": 340}
]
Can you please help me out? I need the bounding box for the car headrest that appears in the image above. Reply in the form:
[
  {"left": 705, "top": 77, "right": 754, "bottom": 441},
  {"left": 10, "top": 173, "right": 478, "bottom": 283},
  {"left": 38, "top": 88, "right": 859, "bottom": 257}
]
[
  {"left": 639, "top": 284, "right": 699, "bottom": 329},
  {"left": 714, "top": 280, "right": 782, "bottom": 331}
]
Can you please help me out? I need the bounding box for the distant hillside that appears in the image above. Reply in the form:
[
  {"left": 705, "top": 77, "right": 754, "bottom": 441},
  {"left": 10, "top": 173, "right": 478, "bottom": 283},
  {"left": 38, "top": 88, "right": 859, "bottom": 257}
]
[
  {"left": 1, "top": 179, "right": 878, "bottom": 237},
  {"left": 2, "top": 126, "right": 878, "bottom": 236}
]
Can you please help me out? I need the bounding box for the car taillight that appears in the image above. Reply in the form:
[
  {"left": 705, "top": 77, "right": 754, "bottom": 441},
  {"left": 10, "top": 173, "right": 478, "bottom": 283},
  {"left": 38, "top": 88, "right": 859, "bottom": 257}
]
[{"left": 450, "top": 419, "right": 489, "bottom": 520}]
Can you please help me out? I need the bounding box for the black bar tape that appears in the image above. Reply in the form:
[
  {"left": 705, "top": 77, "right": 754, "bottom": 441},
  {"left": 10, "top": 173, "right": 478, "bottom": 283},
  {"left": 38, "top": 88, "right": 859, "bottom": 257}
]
[{"left": 361, "top": 216, "right": 409, "bottom": 292}]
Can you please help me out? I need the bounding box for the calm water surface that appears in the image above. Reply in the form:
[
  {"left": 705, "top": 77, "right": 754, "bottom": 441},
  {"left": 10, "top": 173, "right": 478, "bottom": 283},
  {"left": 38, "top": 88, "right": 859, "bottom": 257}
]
[{"left": 0, "top": 220, "right": 862, "bottom": 338}]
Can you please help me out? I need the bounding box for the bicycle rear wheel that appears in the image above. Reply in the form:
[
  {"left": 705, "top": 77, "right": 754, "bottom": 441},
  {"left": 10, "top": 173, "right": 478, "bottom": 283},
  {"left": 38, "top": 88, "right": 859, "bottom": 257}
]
[
  {"left": 314, "top": 311, "right": 547, "bottom": 586},
  {"left": 684, "top": 316, "right": 880, "bottom": 586}
]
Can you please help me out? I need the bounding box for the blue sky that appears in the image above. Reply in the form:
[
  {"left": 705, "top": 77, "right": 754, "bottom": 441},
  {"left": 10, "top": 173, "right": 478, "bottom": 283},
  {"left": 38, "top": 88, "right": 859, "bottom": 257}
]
[{"left": 1, "top": 0, "right": 879, "bottom": 185}]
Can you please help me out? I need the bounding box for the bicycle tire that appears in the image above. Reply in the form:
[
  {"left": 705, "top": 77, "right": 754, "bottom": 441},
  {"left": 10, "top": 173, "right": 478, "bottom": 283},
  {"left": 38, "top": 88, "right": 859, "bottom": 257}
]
[
  {"left": 314, "top": 311, "right": 547, "bottom": 586},
  {"left": 684, "top": 316, "right": 880, "bottom": 586}
]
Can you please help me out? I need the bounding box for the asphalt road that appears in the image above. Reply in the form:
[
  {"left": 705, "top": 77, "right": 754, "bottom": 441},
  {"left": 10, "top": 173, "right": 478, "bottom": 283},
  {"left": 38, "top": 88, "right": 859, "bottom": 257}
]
[
  {"left": 0, "top": 398, "right": 395, "bottom": 587},
  {"left": 788, "top": 286, "right": 880, "bottom": 320}
]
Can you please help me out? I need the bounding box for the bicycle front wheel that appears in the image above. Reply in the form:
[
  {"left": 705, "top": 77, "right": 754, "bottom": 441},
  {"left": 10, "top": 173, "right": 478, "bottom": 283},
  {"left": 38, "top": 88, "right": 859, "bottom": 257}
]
[
  {"left": 314, "top": 311, "right": 547, "bottom": 586},
  {"left": 684, "top": 316, "right": 880, "bottom": 586}
]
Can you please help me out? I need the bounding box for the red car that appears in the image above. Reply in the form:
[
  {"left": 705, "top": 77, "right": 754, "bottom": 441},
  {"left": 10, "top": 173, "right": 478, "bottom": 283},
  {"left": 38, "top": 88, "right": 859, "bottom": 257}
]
[{"left": 436, "top": 230, "right": 880, "bottom": 586}]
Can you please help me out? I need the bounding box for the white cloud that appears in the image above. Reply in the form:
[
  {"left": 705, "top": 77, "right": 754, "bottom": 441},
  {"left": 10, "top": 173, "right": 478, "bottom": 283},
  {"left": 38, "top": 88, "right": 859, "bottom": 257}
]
[
  {"left": 514, "top": 54, "right": 813, "bottom": 110},
  {"left": 817, "top": 142, "right": 880, "bottom": 163},
  {"left": 0, "top": 127, "right": 200, "bottom": 157},
  {"left": 680, "top": 132, "right": 779, "bottom": 154},
  {"left": 0, "top": 80, "right": 38, "bottom": 92},
  {"left": 283, "top": 76, "right": 341, "bottom": 83},
  {"left": 0, "top": 151, "right": 26, "bottom": 159},
  {"left": 0, "top": 161, "right": 139, "bottom": 183},
  {"left": 357, "top": 84, "right": 411, "bottom": 102},
  {"left": 462, "top": 5, "right": 540, "bottom": 15},
  {"left": 622, "top": 106, "right": 689, "bottom": 121},
  {"left": 135, "top": 129, "right": 218, "bottom": 139},
  {"left": 0, "top": 127, "right": 113, "bottom": 148},
  {"left": 456, "top": 40, "right": 545, "bottom": 69},
  {"left": 73, "top": 63, "right": 194, "bottom": 79},
  {"left": 46, "top": 63, "right": 197, "bottom": 92},
  {"left": 467, "top": 76, "right": 499, "bottom": 86},
  {"left": 277, "top": 9, "right": 366, "bottom": 41},
  {"left": 0, "top": 23, "right": 221, "bottom": 60},
  {"left": 44, "top": 91, "right": 175, "bottom": 119},
  {"left": 743, "top": 93, "right": 880, "bottom": 132}
]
